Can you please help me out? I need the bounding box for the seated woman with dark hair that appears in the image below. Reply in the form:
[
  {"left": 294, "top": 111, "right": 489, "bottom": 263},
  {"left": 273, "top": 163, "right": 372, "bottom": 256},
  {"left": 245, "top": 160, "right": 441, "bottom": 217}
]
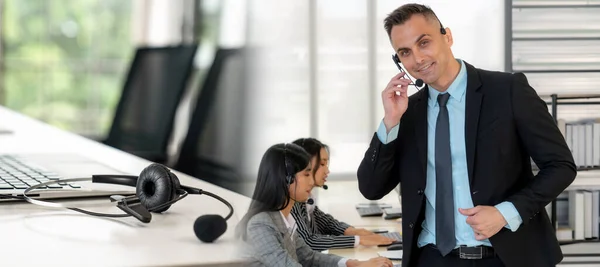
[
  {"left": 236, "top": 143, "right": 393, "bottom": 267},
  {"left": 291, "top": 138, "right": 396, "bottom": 251}
]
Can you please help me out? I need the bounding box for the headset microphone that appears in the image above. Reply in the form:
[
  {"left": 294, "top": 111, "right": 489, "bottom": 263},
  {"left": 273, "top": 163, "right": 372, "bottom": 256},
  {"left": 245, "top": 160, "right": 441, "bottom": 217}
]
[
  {"left": 191, "top": 189, "right": 234, "bottom": 243},
  {"left": 392, "top": 54, "right": 426, "bottom": 94},
  {"left": 415, "top": 79, "right": 424, "bottom": 88},
  {"left": 307, "top": 198, "right": 314, "bottom": 205},
  {"left": 194, "top": 214, "right": 227, "bottom": 243},
  {"left": 322, "top": 184, "right": 328, "bottom": 190}
]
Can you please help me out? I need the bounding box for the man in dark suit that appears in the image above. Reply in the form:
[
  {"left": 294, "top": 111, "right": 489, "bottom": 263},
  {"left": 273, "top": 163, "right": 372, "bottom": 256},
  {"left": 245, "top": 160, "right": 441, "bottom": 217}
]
[{"left": 357, "top": 3, "right": 576, "bottom": 267}]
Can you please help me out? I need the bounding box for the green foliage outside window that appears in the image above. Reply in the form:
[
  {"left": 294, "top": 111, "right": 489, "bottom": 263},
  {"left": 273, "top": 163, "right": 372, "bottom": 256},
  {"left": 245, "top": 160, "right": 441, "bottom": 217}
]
[{"left": 2, "top": 0, "right": 132, "bottom": 137}]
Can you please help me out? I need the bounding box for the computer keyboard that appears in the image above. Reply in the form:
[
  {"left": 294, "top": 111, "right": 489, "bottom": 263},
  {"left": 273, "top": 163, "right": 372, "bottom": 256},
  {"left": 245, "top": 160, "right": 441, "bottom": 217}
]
[
  {"left": 356, "top": 206, "right": 384, "bottom": 217},
  {"left": 0, "top": 155, "right": 80, "bottom": 190},
  {"left": 380, "top": 231, "right": 402, "bottom": 241},
  {"left": 383, "top": 207, "right": 402, "bottom": 220}
]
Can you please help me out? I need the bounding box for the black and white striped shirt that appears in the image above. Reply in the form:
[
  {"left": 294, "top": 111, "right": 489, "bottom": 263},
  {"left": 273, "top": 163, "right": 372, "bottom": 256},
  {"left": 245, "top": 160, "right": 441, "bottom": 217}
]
[{"left": 290, "top": 197, "right": 358, "bottom": 251}]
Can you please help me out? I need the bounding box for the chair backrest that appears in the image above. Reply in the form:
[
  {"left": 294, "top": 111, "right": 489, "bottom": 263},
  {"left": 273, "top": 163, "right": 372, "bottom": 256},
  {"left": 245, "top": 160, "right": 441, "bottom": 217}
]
[
  {"left": 105, "top": 45, "right": 198, "bottom": 162},
  {"left": 174, "top": 48, "right": 245, "bottom": 191}
]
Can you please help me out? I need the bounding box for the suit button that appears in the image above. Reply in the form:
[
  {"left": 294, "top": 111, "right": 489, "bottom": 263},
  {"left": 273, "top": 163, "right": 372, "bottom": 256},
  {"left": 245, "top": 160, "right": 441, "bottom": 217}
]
[
  {"left": 409, "top": 222, "right": 414, "bottom": 228},
  {"left": 417, "top": 189, "right": 424, "bottom": 195}
]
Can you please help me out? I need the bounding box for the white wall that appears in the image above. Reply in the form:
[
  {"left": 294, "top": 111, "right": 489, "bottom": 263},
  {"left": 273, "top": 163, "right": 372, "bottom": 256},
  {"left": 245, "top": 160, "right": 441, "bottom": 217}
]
[
  {"left": 242, "top": 0, "right": 506, "bottom": 179},
  {"left": 132, "top": 0, "right": 186, "bottom": 46}
]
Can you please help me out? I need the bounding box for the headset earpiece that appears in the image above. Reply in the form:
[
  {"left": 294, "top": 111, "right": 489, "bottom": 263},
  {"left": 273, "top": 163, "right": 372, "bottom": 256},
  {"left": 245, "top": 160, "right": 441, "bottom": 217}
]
[
  {"left": 436, "top": 13, "right": 446, "bottom": 35},
  {"left": 168, "top": 169, "right": 181, "bottom": 199},
  {"left": 283, "top": 143, "right": 295, "bottom": 184},
  {"left": 136, "top": 163, "right": 177, "bottom": 213}
]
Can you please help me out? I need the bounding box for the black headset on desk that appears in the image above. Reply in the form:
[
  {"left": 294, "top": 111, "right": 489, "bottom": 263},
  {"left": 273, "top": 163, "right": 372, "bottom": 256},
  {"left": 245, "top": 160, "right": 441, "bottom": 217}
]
[{"left": 18, "top": 163, "right": 234, "bottom": 243}]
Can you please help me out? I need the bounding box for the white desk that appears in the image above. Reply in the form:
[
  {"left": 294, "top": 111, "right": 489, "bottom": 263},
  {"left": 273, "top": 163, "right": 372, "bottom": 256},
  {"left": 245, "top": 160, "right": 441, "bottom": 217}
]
[
  {"left": 315, "top": 180, "right": 401, "bottom": 228},
  {"left": 0, "top": 106, "right": 251, "bottom": 267},
  {"left": 316, "top": 180, "right": 402, "bottom": 264},
  {"left": 320, "top": 180, "right": 600, "bottom": 267}
]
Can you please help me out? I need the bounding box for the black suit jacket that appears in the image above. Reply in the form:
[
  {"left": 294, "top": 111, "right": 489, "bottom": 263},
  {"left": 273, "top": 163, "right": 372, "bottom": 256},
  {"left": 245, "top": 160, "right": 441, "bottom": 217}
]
[{"left": 357, "top": 62, "right": 576, "bottom": 267}]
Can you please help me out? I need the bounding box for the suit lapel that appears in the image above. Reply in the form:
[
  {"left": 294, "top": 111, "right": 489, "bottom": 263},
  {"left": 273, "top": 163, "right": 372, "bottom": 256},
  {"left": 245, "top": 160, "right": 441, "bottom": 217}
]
[
  {"left": 268, "top": 211, "right": 298, "bottom": 261},
  {"left": 414, "top": 87, "right": 429, "bottom": 177},
  {"left": 269, "top": 211, "right": 288, "bottom": 235},
  {"left": 464, "top": 63, "right": 483, "bottom": 185}
]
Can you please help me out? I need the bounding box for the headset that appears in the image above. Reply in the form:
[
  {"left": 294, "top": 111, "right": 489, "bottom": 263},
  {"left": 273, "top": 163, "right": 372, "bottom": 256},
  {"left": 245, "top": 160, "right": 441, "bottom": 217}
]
[
  {"left": 283, "top": 143, "right": 295, "bottom": 185},
  {"left": 18, "top": 163, "right": 233, "bottom": 243},
  {"left": 391, "top": 13, "right": 447, "bottom": 91},
  {"left": 284, "top": 143, "right": 314, "bottom": 206}
]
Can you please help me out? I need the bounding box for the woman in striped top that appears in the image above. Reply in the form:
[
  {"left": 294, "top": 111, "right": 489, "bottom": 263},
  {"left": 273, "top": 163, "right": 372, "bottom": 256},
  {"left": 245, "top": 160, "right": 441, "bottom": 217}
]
[{"left": 290, "top": 138, "right": 397, "bottom": 251}]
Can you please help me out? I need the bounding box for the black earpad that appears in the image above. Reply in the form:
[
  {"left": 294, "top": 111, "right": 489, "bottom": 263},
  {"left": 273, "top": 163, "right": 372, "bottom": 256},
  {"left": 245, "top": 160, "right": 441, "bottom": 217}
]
[
  {"left": 168, "top": 170, "right": 181, "bottom": 200},
  {"left": 137, "top": 163, "right": 174, "bottom": 213}
]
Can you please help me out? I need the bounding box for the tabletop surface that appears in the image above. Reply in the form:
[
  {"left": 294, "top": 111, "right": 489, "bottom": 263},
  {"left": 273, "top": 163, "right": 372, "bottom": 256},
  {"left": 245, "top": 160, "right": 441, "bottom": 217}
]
[{"left": 0, "top": 106, "right": 251, "bottom": 267}]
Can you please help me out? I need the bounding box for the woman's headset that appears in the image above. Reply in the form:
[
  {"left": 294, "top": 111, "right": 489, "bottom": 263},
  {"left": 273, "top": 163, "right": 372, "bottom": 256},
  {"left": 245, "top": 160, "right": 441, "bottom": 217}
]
[
  {"left": 283, "top": 143, "right": 316, "bottom": 205},
  {"left": 20, "top": 163, "right": 234, "bottom": 243},
  {"left": 283, "top": 143, "right": 295, "bottom": 185}
]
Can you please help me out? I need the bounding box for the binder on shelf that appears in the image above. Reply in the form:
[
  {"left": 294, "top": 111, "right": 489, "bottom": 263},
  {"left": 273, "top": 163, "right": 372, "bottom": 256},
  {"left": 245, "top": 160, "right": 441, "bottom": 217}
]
[
  {"left": 594, "top": 123, "right": 600, "bottom": 167},
  {"left": 578, "top": 123, "right": 585, "bottom": 168},
  {"left": 586, "top": 124, "right": 594, "bottom": 168},
  {"left": 569, "top": 190, "right": 585, "bottom": 240},
  {"left": 593, "top": 191, "right": 599, "bottom": 239},
  {"left": 584, "top": 191, "right": 593, "bottom": 239},
  {"left": 565, "top": 123, "right": 573, "bottom": 154}
]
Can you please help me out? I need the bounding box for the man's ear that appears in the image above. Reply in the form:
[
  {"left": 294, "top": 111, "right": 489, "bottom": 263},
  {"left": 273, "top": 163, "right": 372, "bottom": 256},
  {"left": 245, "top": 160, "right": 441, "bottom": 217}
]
[{"left": 444, "top": 27, "right": 453, "bottom": 47}]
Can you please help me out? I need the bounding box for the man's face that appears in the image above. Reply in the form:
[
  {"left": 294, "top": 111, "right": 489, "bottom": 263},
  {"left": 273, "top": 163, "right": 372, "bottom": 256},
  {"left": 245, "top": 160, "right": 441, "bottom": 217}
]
[{"left": 390, "top": 14, "right": 453, "bottom": 86}]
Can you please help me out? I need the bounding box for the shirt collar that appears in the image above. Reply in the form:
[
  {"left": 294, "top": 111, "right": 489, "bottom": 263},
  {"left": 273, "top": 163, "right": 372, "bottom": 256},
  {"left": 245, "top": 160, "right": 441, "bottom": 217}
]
[
  {"left": 279, "top": 211, "right": 296, "bottom": 231},
  {"left": 428, "top": 58, "right": 467, "bottom": 107}
]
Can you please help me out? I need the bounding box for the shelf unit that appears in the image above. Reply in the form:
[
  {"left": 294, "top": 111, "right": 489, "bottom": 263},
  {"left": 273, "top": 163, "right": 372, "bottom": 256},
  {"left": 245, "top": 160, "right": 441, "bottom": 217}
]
[
  {"left": 547, "top": 94, "right": 600, "bottom": 241},
  {"left": 507, "top": 0, "right": 600, "bottom": 248}
]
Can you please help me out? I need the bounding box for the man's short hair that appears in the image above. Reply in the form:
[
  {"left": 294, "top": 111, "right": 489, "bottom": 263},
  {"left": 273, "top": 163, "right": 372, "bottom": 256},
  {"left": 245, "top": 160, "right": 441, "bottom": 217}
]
[{"left": 383, "top": 3, "right": 441, "bottom": 37}]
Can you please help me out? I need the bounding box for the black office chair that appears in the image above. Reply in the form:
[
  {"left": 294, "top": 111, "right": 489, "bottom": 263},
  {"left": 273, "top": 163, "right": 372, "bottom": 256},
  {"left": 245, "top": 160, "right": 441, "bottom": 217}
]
[
  {"left": 104, "top": 45, "right": 198, "bottom": 163},
  {"left": 174, "top": 48, "right": 249, "bottom": 195}
]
